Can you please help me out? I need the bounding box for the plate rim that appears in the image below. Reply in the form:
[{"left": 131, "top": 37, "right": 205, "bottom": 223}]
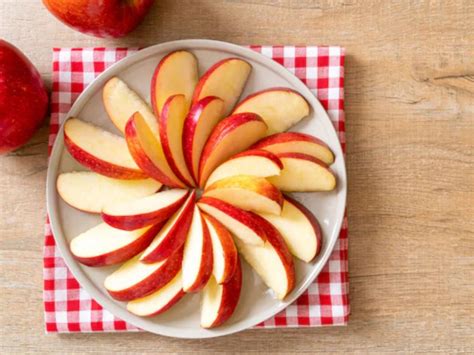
[{"left": 46, "top": 39, "right": 347, "bottom": 338}]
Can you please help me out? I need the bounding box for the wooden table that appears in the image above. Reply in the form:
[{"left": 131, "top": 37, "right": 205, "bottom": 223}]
[{"left": 1, "top": 0, "right": 473, "bottom": 352}]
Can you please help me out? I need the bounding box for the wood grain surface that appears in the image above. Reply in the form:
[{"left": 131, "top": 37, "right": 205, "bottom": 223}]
[{"left": 0, "top": 0, "right": 473, "bottom": 353}]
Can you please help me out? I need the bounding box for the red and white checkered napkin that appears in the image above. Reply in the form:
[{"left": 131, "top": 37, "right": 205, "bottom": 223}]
[{"left": 44, "top": 46, "right": 349, "bottom": 333}]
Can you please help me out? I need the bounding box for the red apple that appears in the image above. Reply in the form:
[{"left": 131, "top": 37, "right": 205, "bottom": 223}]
[
  {"left": 42, "top": 0, "right": 155, "bottom": 38},
  {"left": 0, "top": 40, "right": 48, "bottom": 154}
]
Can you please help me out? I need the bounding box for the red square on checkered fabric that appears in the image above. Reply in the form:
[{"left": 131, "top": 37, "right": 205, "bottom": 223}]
[{"left": 44, "top": 46, "right": 349, "bottom": 332}]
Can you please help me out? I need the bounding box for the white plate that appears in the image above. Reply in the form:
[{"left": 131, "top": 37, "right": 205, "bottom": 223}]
[{"left": 46, "top": 39, "right": 347, "bottom": 338}]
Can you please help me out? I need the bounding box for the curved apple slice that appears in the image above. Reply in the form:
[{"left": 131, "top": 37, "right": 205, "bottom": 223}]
[
  {"left": 203, "top": 213, "right": 238, "bottom": 284},
  {"left": 159, "top": 95, "right": 195, "bottom": 186},
  {"left": 198, "top": 113, "right": 267, "bottom": 186},
  {"left": 197, "top": 197, "right": 266, "bottom": 246},
  {"left": 151, "top": 50, "right": 198, "bottom": 116},
  {"left": 183, "top": 96, "right": 225, "bottom": 182},
  {"left": 70, "top": 223, "right": 162, "bottom": 267},
  {"left": 140, "top": 191, "right": 196, "bottom": 263},
  {"left": 268, "top": 153, "right": 336, "bottom": 191},
  {"left": 258, "top": 195, "right": 322, "bottom": 262},
  {"left": 182, "top": 206, "right": 213, "bottom": 292},
  {"left": 251, "top": 132, "right": 334, "bottom": 165},
  {"left": 104, "top": 248, "right": 183, "bottom": 301},
  {"left": 232, "top": 88, "right": 310, "bottom": 135},
  {"left": 64, "top": 118, "right": 145, "bottom": 179},
  {"left": 236, "top": 213, "right": 295, "bottom": 300},
  {"left": 125, "top": 112, "right": 186, "bottom": 188},
  {"left": 204, "top": 175, "right": 283, "bottom": 215},
  {"left": 57, "top": 172, "right": 161, "bottom": 214},
  {"left": 201, "top": 257, "right": 242, "bottom": 328},
  {"left": 192, "top": 58, "right": 251, "bottom": 116},
  {"left": 102, "top": 189, "right": 189, "bottom": 231},
  {"left": 103, "top": 77, "right": 159, "bottom": 136},
  {"left": 205, "top": 149, "right": 282, "bottom": 188},
  {"left": 127, "top": 271, "right": 185, "bottom": 317}
]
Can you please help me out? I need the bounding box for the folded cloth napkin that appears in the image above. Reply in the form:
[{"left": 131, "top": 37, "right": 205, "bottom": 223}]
[{"left": 44, "top": 46, "right": 349, "bottom": 332}]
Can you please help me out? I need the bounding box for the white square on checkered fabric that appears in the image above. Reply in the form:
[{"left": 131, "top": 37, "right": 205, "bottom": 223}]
[
  {"left": 329, "top": 259, "right": 341, "bottom": 273},
  {"left": 328, "top": 65, "right": 341, "bottom": 78},
  {"left": 102, "top": 309, "right": 115, "bottom": 321},
  {"left": 332, "top": 305, "right": 345, "bottom": 317},
  {"left": 306, "top": 46, "right": 318, "bottom": 57},
  {"left": 56, "top": 311, "right": 68, "bottom": 324},
  {"left": 83, "top": 72, "right": 95, "bottom": 85},
  {"left": 54, "top": 266, "right": 68, "bottom": 280},
  {"left": 58, "top": 49, "right": 71, "bottom": 63},
  {"left": 81, "top": 50, "right": 93, "bottom": 63},
  {"left": 329, "top": 47, "right": 341, "bottom": 56},
  {"left": 59, "top": 70, "right": 71, "bottom": 84},
  {"left": 284, "top": 46, "right": 295, "bottom": 58},
  {"left": 307, "top": 67, "right": 318, "bottom": 79},
  {"left": 330, "top": 282, "right": 342, "bottom": 295},
  {"left": 54, "top": 289, "right": 67, "bottom": 302},
  {"left": 308, "top": 304, "right": 321, "bottom": 318},
  {"left": 328, "top": 87, "right": 340, "bottom": 100},
  {"left": 79, "top": 287, "right": 91, "bottom": 301},
  {"left": 104, "top": 50, "right": 116, "bottom": 63},
  {"left": 260, "top": 46, "right": 273, "bottom": 58},
  {"left": 58, "top": 91, "right": 71, "bottom": 104},
  {"left": 285, "top": 304, "right": 298, "bottom": 317},
  {"left": 79, "top": 309, "right": 91, "bottom": 323}
]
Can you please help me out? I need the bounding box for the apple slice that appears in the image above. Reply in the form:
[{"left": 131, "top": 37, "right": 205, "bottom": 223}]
[
  {"left": 70, "top": 222, "right": 162, "bottom": 267},
  {"left": 197, "top": 197, "right": 266, "bottom": 246},
  {"left": 151, "top": 50, "right": 198, "bottom": 116},
  {"left": 64, "top": 118, "right": 146, "bottom": 179},
  {"left": 103, "top": 77, "right": 159, "bottom": 136},
  {"left": 125, "top": 112, "right": 186, "bottom": 188},
  {"left": 159, "top": 95, "right": 195, "bottom": 186},
  {"left": 268, "top": 153, "right": 336, "bottom": 191},
  {"left": 232, "top": 88, "right": 310, "bottom": 135},
  {"left": 57, "top": 172, "right": 161, "bottom": 214},
  {"left": 192, "top": 58, "right": 251, "bottom": 116},
  {"left": 127, "top": 271, "right": 185, "bottom": 317},
  {"left": 204, "top": 175, "right": 283, "bottom": 215},
  {"left": 201, "top": 257, "right": 242, "bottom": 328},
  {"left": 140, "top": 191, "right": 196, "bottom": 263},
  {"left": 183, "top": 96, "right": 225, "bottom": 182},
  {"left": 198, "top": 113, "right": 267, "bottom": 186},
  {"left": 104, "top": 248, "right": 183, "bottom": 301},
  {"left": 205, "top": 149, "right": 282, "bottom": 188},
  {"left": 182, "top": 206, "right": 213, "bottom": 292},
  {"left": 251, "top": 132, "right": 334, "bottom": 165},
  {"left": 258, "top": 196, "right": 322, "bottom": 262},
  {"left": 203, "top": 213, "right": 238, "bottom": 284},
  {"left": 102, "top": 189, "right": 189, "bottom": 231},
  {"left": 236, "top": 213, "right": 295, "bottom": 300}
]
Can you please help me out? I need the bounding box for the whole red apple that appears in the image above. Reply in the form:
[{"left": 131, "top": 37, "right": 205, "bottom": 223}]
[
  {"left": 0, "top": 40, "right": 49, "bottom": 155},
  {"left": 42, "top": 0, "right": 155, "bottom": 38}
]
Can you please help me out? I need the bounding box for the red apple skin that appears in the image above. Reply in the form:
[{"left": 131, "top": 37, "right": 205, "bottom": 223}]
[
  {"left": 202, "top": 213, "right": 238, "bottom": 284},
  {"left": 141, "top": 191, "right": 196, "bottom": 263},
  {"left": 251, "top": 132, "right": 334, "bottom": 163},
  {"left": 42, "top": 0, "right": 155, "bottom": 38},
  {"left": 250, "top": 213, "right": 295, "bottom": 296},
  {"left": 101, "top": 191, "right": 189, "bottom": 231},
  {"left": 284, "top": 195, "right": 322, "bottom": 258},
  {"left": 197, "top": 197, "right": 267, "bottom": 242},
  {"left": 184, "top": 212, "right": 213, "bottom": 293},
  {"left": 158, "top": 95, "right": 195, "bottom": 187},
  {"left": 125, "top": 112, "right": 186, "bottom": 188},
  {"left": 72, "top": 221, "right": 164, "bottom": 267},
  {"left": 64, "top": 132, "right": 147, "bottom": 180},
  {"left": 205, "top": 256, "right": 242, "bottom": 328},
  {"left": 107, "top": 248, "right": 183, "bottom": 302},
  {"left": 198, "top": 112, "right": 266, "bottom": 186},
  {"left": 0, "top": 40, "right": 48, "bottom": 154},
  {"left": 182, "top": 96, "right": 224, "bottom": 184}
]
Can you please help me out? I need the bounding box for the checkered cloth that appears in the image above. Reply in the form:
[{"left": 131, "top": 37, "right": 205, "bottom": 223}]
[{"left": 44, "top": 46, "right": 349, "bottom": 333}]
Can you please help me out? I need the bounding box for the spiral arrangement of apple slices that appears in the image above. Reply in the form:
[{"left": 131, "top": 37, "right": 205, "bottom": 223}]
[{"left": 58, "top": 50, "right": 337, "bottom": 329}]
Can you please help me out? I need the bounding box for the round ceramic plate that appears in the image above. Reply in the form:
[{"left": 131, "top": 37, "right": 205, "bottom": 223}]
[{"left": 46, "top": 39, "right": 347, "bottom": 338}]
